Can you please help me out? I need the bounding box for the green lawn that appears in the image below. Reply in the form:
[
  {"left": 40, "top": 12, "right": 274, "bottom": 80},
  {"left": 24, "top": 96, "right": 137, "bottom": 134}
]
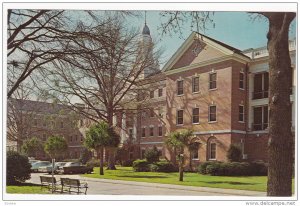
[
  {"left": 6, "top": 183, "right": 50, "bottom": 194},
  {"left": 82, "top": 166, "right": 278, "bottom": 192}
]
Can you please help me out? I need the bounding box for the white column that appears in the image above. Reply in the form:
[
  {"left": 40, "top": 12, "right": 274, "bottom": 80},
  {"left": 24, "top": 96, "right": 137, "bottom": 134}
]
[{"left": 121, "top": 113, "right": 126, "bottom": 144}]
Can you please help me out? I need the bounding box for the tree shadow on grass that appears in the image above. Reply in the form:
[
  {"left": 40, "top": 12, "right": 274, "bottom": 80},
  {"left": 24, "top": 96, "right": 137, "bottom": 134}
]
[
  {"left": 117, "top": 175, "right": 168, "bottom": 178},
  {"left": 8, "top": 182, "right": 40, "bottom": 186},
  {"left": 199, "top": 181, "right": 257, "bottom": 185}
]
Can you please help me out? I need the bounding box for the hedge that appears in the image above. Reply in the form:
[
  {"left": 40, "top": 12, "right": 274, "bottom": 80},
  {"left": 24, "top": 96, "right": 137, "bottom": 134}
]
[
  {"left": 198, "top": 161, "right": 268, "bottom": 176},
  {"left": 133, "top": 159, "right": 178, "bottom": 172}
]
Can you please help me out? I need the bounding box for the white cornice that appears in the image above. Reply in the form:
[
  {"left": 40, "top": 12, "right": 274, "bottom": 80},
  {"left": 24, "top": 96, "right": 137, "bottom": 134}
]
[{"left": 165, "top": 54, "right": 249, "bottom": 76}]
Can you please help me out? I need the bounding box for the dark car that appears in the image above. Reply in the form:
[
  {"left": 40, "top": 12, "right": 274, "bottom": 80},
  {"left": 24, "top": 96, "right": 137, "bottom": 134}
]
[{"left": 61, "top": 162, "right": 93, "bottom": 174}]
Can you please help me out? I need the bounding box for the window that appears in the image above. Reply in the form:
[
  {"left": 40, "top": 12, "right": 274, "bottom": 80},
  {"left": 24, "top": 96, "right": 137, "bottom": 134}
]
[
  {"left": 192, "top": 76, "right": 200, "bottom": 93},
  {"left": 177, "top": 80, "right": 184, "bottom": 95},
  {"left": 129, "top": 128, "right": 133, "bottom": 139},
  {"left": 191, "top": 144, "right": 199, "bottom": 160},
  {"left": 192, "top": 108, "right": 200, "bottom": 124},
  {"left": 70, "top": 136, "right": 73, "bottom": 142},
  {"left": 210, "top": 143, "right": 217, "bottom": 160},
  {"left": 177, "top": 110, "right": 184, "bottom": 125},
  {"left": 209, "top": 73, "right": 217, "bottom": 89},
  {"left": 239, "top": 72, "right": 245, "bottom": 89},
  {"left": 60, "top": 122, "right": 64, "bottom": 128},
  {"left": 253, "top": 105, "right": 269, "bottom": 131},
  {"left": 43, "top": 121, "right": 47, "bottom": 127},
  {"left": 75, "top": 135, "right": 78, "bottom": 142},
  {"left": 33, "top": 119, "right": 38, "bottom": 126},
  {"left": 149, "top": 127, "right": 154, "bottom": 137},
  {"left": 81, "top": 135, "right": 83, "bottom": 142},
  {"left": 239, "top": 105, "right": 244, "bottom": 122},
  {"left": 141, "top": 127, "right": 146, "bottom": 137},
  {"left": 253, "top": 72, "right": 269, "bottom": 99},
  {"left": 150, "top": 90, "right": 155, "bottom": 98},
  {"left": 158, "top": 126, "right": 163, "bottom": 136},
  {"left": 43, "top": 134, "right": 47, "bottom": 141},
  {"left": 209, "top": 105, "right": 217, "bottom": 122},
  {"left": 158, "top": 88, "right": 163, "bottom": 97},
  {"left": 150, "top": 109, "right": 155, "bottom": 118}
]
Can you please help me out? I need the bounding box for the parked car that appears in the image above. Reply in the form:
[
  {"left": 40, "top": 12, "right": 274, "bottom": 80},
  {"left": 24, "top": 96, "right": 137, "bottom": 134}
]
[
  {"left": 38, "top": 162, "right": 67, "bottom": 174},
  {"left": 31, "top": 161, "right": 51, "bottom": 172},
  {"left": 29, "top": 159, "right": 40, "bottom": 166},
  {"left": 61, "top": 162, "right": 93, "bottom": 174}
]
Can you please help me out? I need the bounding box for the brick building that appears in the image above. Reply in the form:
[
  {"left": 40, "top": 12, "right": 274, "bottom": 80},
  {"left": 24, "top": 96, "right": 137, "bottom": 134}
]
[
  {"left": 120, "top": 27, "right": 296, "bottom": 166},
  {"left": 7, "top": 98, "right": 86, "bottom": 160}
]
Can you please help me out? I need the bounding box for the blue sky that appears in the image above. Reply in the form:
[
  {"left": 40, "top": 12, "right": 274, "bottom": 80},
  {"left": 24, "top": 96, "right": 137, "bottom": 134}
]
[{"left": 126, "top": 11, "right": 296, "bottom": 67}]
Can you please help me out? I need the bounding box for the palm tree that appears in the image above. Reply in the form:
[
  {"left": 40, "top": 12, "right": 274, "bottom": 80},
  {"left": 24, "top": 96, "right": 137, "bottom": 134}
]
[
  {"left": 84, "top": 122, "right": 120, "bottom": 175},
  {"left": 166, "top": 129, "right": 194, "bottom": 181}
]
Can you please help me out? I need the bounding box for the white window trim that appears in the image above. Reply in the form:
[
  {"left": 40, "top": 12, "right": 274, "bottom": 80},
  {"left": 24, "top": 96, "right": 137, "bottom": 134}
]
[
  {"left": 209, "top": 72, "right": 217, "bottom": 90},
  {"left": 239, "top": 104, "right": 245, "bottom": 123},
  {"left": 239, "top": 71, "right": 245, "bottom": 90},
  {"left": 176, "top": 109, "right": 184, "bottom": 126},
  {"left": 177, "top": 79, "right": 184, "bottom": 96},
  {"left": 208, "top": 105, "right": 217, "bottom": 123},
  {"left": 192, "top": 107, "right": 200, "bottom": 124},
  {"left": 192, "top": 76, "right": 200, "bottom": 93},
  {"left": 209, "top": 142, "right": 217, "bottom": 160}
]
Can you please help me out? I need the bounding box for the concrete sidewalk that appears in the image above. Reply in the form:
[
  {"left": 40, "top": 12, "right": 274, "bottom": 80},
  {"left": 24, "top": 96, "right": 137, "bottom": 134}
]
[{"left": 28, "top": 173, "right": 266, "bottom": 196}]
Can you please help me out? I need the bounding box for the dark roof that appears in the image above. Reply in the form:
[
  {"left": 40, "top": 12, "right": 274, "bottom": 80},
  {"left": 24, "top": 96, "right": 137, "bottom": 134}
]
[
  {"left": 196, "top": 32, "right": 250, "bottom": 59},
  {"left": 142, "top": 24, "right": 150, "bottom": 35},
  {"left": 8, "top": 98, "right": 72, "bottom": 115}
]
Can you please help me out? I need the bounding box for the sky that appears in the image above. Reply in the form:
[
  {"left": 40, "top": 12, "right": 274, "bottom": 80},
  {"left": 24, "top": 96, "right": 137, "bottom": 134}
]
[{"left": 126, "top": 11, "right": 296, "bottom": 68}]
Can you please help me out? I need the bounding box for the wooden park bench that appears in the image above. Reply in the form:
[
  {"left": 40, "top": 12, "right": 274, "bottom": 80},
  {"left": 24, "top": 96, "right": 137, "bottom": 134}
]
[
  {"left": 60, "top": 178, "right": 88, "bottom": 195},
  {"left": 40, "top": 176, "right": 60, "bottom": 192}
]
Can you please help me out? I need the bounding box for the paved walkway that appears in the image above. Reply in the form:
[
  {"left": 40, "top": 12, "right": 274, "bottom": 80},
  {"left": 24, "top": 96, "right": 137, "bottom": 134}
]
[{"left": 28, "top": 173, "right": 266, "bottom": 196}]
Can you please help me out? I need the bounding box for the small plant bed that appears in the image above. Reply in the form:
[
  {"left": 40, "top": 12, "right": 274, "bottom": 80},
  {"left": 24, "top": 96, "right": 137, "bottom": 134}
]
[
  {"left": 82, "top": 166, "right": 278, "bottom": 192},
  {"left": 6, "top": 182, "right": 50, "bottom": 194}
]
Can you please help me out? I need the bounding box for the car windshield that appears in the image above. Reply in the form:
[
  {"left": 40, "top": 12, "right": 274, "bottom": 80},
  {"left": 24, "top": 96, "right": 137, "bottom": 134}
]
[{"left": 64, "top": 162, "right": 81, "bottom": 167}]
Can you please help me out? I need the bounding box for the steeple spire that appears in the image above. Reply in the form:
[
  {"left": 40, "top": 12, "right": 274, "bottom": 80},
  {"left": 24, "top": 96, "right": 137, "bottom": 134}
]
[{"left": 142, "top": 11, "right": 150, "bottom": 35}]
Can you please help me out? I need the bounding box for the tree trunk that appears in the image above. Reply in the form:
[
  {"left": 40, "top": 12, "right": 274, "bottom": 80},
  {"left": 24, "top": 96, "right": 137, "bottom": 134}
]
[
  {"left": 106, "top": 147, "right": 117, "bottom": 170},
  {"left": 106, "top": 108, "right": 117, "bottom": 170},
  {"left": 99, "top": 147, "right": 104, "bottom": 175},
  {"left": 179, "top": 148, "right": 184, "bottom": 181},
  {"left": 262, "top": 12, "right": 295, "bottom": 196}
]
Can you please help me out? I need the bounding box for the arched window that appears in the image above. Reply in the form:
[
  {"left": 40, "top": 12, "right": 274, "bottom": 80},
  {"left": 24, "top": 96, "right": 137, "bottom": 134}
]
[{"left": 207, "top": 137, "right": 217, "bottom": 160}]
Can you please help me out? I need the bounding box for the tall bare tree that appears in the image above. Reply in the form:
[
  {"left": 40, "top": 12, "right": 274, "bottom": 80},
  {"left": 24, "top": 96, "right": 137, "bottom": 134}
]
[
  {"left": 159, "top": 11, "right": 295, "bottom": 196},
  {"left": 40, "top": 15, "right": 160, "bottom": 169}
]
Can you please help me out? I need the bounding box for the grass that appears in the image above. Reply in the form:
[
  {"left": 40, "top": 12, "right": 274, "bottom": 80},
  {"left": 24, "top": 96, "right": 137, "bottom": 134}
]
[
  {"left": 6, "top": 182, "right": 50, "bottom": 194},
  {"left": 82, "top": 166, "right": 275, "bottom": 192}
]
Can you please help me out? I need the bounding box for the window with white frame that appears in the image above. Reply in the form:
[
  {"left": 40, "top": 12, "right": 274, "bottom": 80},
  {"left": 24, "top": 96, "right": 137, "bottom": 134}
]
[
  {"left": 192, "top": 108, "right": 200, "bottom": 124},
  {"left": 177, "top": 110, "right": 184, "bottom": 125},
  {"left": 209, "top": 105, "right": 217, "bottom": 122},
  {"left": 192, "top": 76, "right": 200, "bottom": 93},
  {"left": 210, "top": 143, "right": 217, "bottom": 160},
  {"left": 239, "top": 105, "right": 244, "bottom": 122},
  {"left": 209, "top": 73, "right": 217, "bottom": 89},
  {"left": 239, "top": 72, "right": 245, "bottom": 89},
  {"left": 158, "top": 88, "right": 163, "bottom": 97},
  {"left": 253, "top": 105, "right": 269, "bottom": 131},
  {"left": 177, "top": 80, "right": 184, "bottom": 95}
]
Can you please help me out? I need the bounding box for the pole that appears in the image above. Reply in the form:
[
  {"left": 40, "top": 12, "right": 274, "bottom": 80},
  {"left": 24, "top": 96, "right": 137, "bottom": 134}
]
[{"left": 51, "top": 158, "right": 55, "bottom": 193}]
